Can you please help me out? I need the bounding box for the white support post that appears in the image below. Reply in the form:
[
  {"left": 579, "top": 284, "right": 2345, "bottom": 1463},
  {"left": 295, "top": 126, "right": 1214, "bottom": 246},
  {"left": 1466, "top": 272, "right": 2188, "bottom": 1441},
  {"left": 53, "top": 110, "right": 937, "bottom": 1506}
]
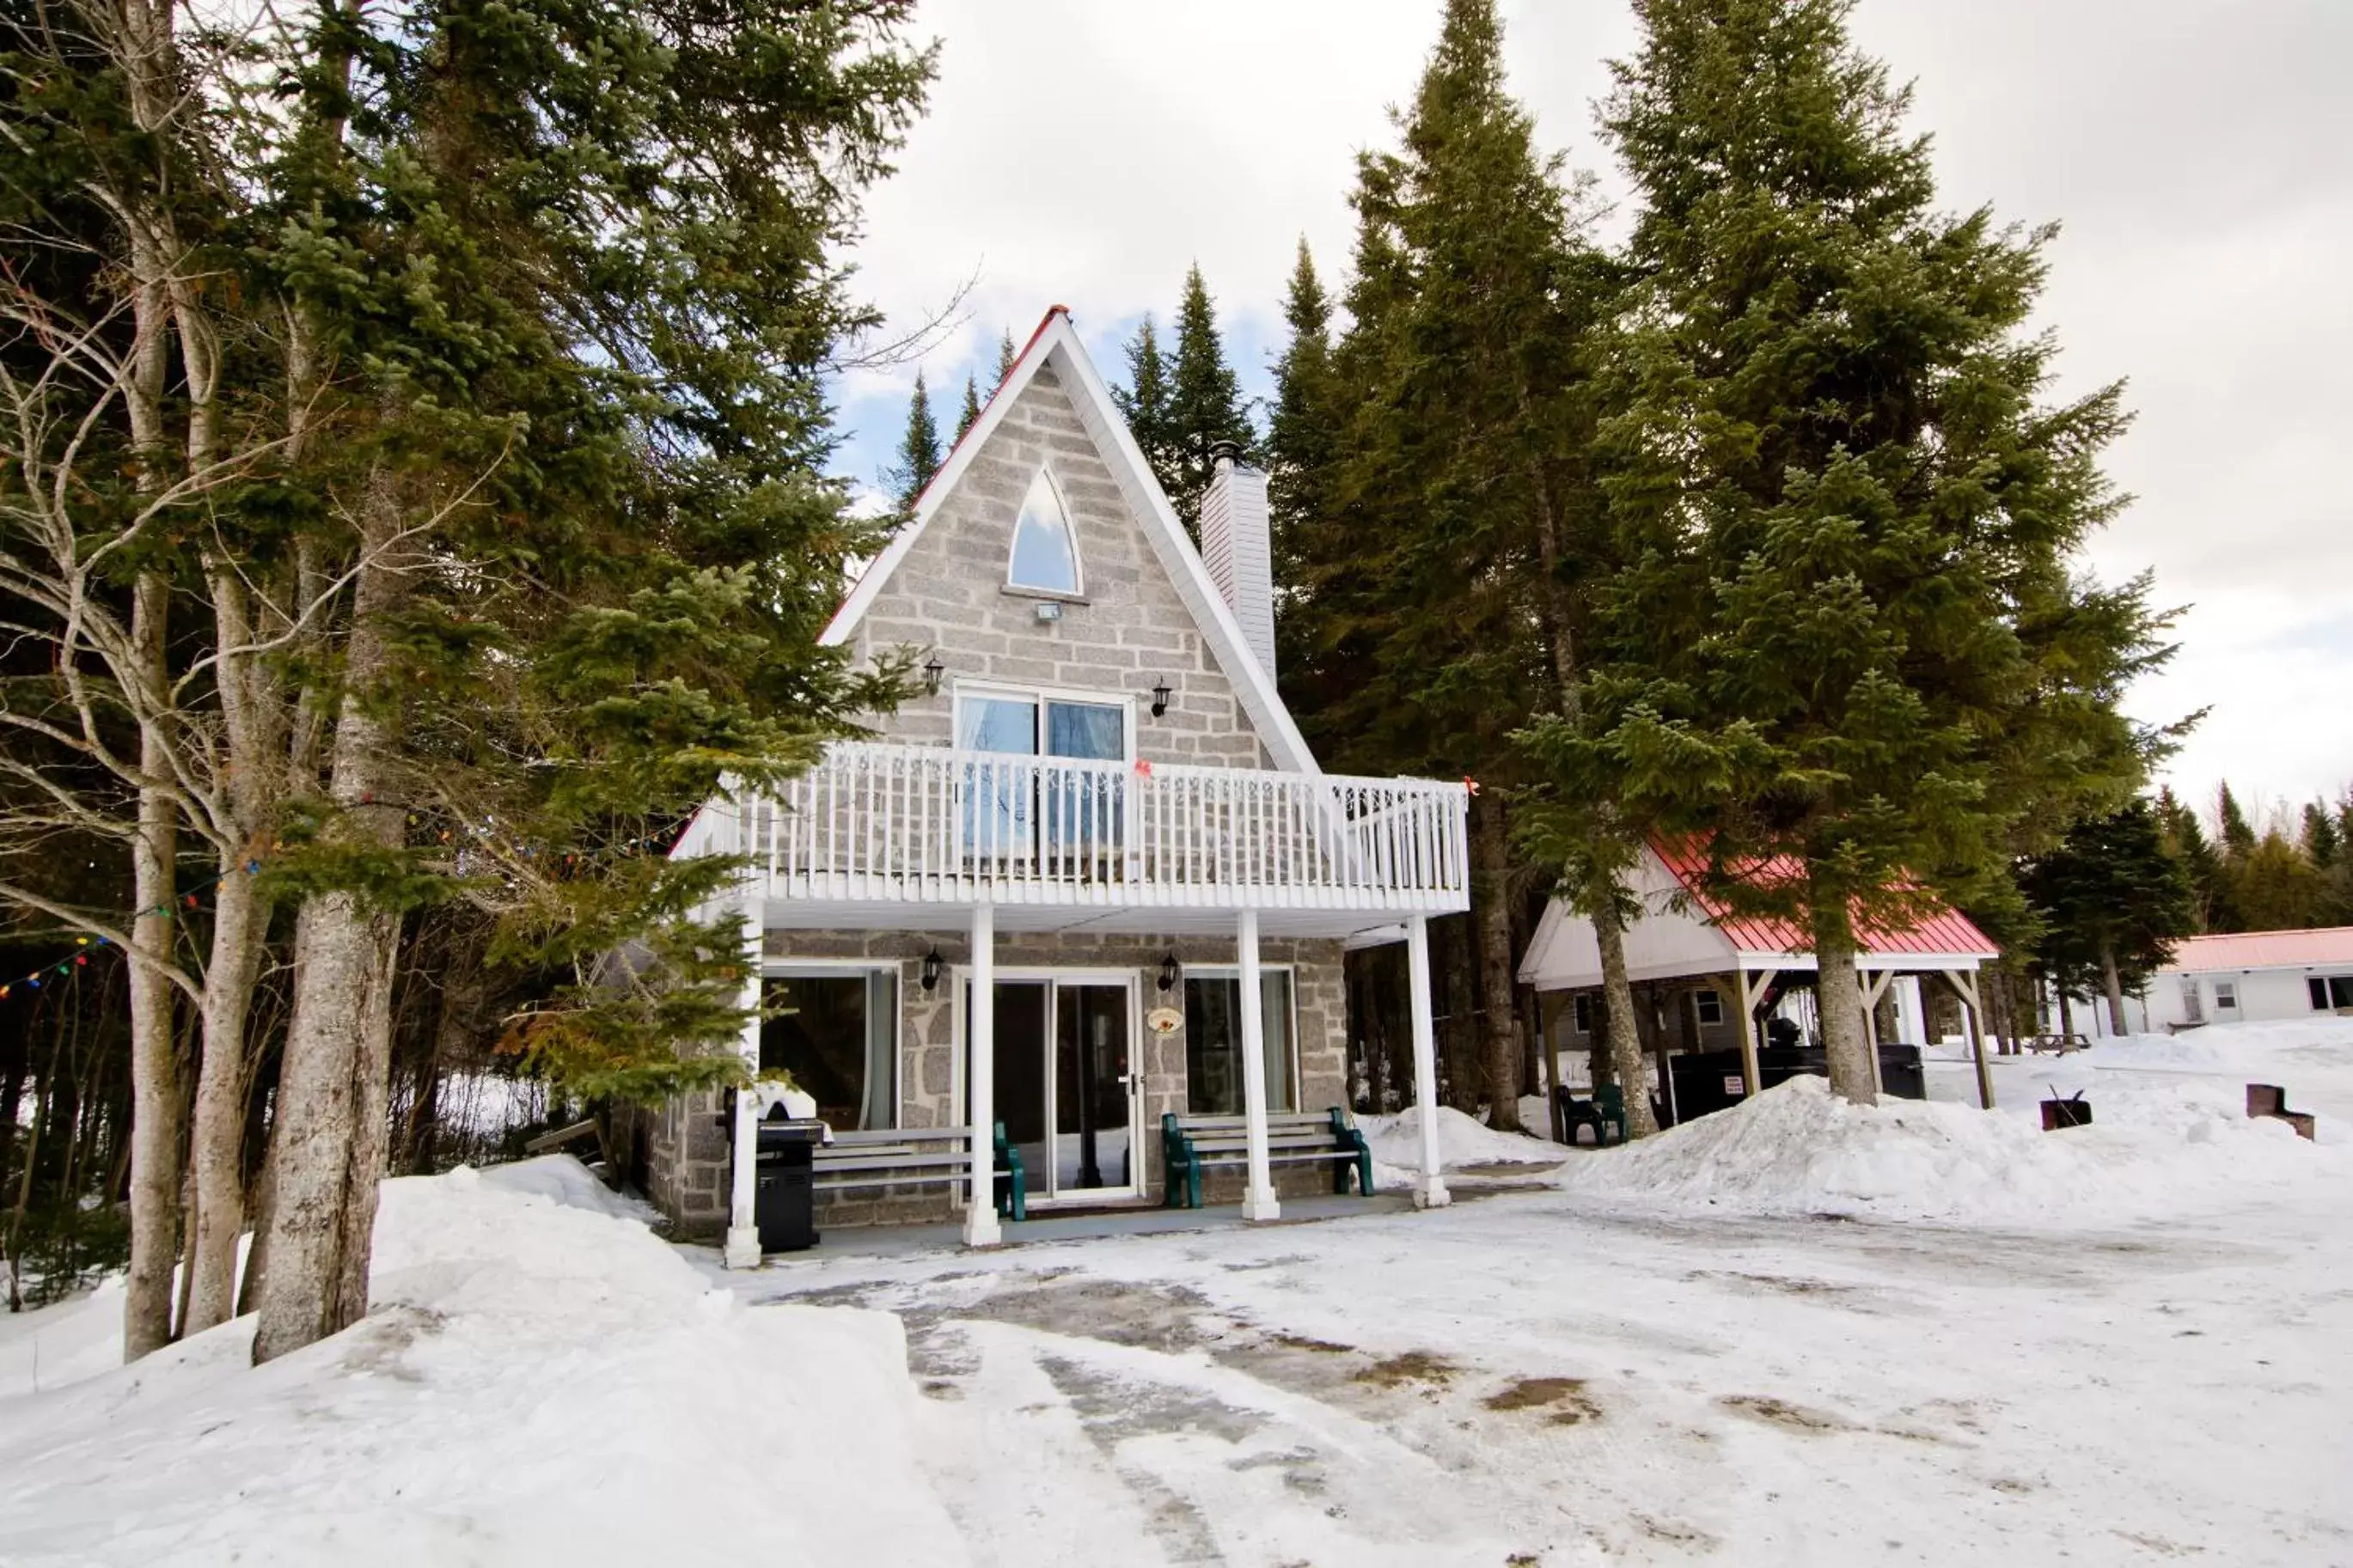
[
  {"left": 1405, "top": 915, "right": 1451, "bottom": 1209},
  {"left": 723, "top": 896, "right": 765, "bottom": 1270},
  {"left": 1238, "top": 909, "right": 1280, "bottom": 1221},
  {"left": 963, "top": 901, "right": 1003, "bottom": 1247}
]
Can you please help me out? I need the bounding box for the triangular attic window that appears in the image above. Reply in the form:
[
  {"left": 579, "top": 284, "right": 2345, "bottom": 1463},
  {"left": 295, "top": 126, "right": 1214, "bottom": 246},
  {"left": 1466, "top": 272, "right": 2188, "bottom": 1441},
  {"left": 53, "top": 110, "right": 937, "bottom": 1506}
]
[{"left": 1006, "top": 468, "right": 1080, "bottom": 594}]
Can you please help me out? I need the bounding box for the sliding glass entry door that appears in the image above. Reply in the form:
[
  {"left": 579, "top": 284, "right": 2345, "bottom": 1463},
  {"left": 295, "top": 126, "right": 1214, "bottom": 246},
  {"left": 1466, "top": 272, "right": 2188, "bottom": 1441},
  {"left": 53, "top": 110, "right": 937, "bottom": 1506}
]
[{"left": 967, "top": 975, "right": 1142, "bottom": 1203}]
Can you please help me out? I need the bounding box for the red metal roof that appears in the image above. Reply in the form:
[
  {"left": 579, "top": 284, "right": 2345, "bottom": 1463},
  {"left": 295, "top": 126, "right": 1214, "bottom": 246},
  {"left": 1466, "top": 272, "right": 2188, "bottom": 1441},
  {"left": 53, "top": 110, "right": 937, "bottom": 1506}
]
[
  {"left": 2159, "top": 927, "right": 2353, "bottom": 973},
  {"left": 1649, "top": 838, "right": 2000, "bottom": 961}
]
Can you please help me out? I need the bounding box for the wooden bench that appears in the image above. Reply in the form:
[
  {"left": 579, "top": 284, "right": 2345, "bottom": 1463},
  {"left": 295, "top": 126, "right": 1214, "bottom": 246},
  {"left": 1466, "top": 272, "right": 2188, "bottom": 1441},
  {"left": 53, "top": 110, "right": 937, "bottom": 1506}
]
[
  {"left": 811, "top": 1124, "right": 1027, "bottom": 1220},
  {"left": 2246, "top": 1084, "right": 2317, "bottom": 1142},
  {"left": 2028, "top": 1033, "right": 2091, "bottom": 1055},
  {"left": 1160, "top": 1108, "right": 1374, "bottom": 1210}
]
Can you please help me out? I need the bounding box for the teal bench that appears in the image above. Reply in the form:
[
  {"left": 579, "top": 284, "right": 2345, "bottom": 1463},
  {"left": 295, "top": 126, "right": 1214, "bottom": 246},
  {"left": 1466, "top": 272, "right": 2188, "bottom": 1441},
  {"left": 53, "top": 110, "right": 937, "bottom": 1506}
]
[
  {"left": 814, "top": 1123, "right": 1025, "bottom": 1220},
  {"left": 1160, "top": 1107, "right": 1375, "bottom": 1210}
]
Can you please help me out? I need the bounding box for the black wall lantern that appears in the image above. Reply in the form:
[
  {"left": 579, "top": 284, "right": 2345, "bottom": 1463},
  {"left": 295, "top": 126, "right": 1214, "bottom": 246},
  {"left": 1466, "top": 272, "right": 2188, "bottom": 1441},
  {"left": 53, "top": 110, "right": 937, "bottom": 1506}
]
[
  {"left": 1158, "top": 952, "right": 1180, "bottom": 993},
  {"left": 920, "top": 947, "right": 944, "bottom": 992},
  {"left": 1150, "top": 678, "right": 1173, "bottom": 719},
  {"left": 922, "top": 656, "right": 945, "bottom": 696}
]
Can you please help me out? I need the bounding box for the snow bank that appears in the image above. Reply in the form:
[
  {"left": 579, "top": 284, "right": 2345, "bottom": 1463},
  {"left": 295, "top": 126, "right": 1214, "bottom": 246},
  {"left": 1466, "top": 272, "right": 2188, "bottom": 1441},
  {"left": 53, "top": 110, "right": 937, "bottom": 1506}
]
[
  {"left": 1557, "top": 1074, "right": 2343, "bottom": 1226},
  {"left": 1361, "top": 1103, "right": 1565, "bottom": 1176},
  {"left": 0, "top": 1156, "right": 968, "bottom": 1566}
]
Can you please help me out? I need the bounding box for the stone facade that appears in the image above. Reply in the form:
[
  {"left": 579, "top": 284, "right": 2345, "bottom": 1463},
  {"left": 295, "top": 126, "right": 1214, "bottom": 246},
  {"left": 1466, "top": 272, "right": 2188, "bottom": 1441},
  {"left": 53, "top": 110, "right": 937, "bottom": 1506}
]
[
  {"left": 649, "top": 929, "right": 1349, "bottom": 1237},
  {"left": 848, "top": 365, "right": 1272, "bottom": 767},
  {"left": 641, "top": 339, "right": 1370, "bottom": 1240}
]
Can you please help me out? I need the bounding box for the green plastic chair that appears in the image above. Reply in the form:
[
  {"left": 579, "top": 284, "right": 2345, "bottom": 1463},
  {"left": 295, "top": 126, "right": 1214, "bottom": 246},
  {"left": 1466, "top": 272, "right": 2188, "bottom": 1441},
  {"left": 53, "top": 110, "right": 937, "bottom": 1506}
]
[{"left": 1593, "top": 1083, "right": 1629, "bottom": 1147}]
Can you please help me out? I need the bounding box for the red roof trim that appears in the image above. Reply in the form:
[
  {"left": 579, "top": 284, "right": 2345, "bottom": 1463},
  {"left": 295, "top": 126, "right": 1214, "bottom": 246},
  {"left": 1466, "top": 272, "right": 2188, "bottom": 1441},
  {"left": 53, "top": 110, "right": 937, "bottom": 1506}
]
[{"left": 1649, "top": 837, "right": 1999, "bottom": 960}]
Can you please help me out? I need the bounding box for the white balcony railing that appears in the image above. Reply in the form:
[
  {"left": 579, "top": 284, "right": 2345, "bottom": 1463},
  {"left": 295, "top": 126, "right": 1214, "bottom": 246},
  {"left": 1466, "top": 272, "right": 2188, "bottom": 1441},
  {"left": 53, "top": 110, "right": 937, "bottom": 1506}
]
[{"left": 687, "top": 741, "right": 1470, "bottom": 913}]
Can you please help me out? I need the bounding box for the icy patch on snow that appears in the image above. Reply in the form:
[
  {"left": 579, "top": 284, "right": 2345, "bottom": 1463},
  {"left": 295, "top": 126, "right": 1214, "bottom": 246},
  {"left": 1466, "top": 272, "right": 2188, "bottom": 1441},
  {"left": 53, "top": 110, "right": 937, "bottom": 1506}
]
[
  {"left": 1558, "top": 1074, "right": 2342, "bottom": 1227},
  {"left": 0, "top": 1156, "right": 967, "bottom": 1566},
  {"left": 1360, "top": 1104, "right": 1564, "bottom": 1177}
]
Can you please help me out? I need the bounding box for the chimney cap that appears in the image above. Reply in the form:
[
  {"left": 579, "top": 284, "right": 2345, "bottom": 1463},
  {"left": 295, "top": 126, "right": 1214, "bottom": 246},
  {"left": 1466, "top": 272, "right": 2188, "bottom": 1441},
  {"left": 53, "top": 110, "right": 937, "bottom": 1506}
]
[{"left": 1209, "top": 438, "right": 1243, "bottom": 469}]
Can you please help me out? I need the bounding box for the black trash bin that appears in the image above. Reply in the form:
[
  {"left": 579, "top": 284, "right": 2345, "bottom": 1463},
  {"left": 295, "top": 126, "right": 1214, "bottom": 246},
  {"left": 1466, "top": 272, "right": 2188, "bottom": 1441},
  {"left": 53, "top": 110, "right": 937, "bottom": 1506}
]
[{"left": 749, "top": 1112, "right": 827, "bottom": 1253}]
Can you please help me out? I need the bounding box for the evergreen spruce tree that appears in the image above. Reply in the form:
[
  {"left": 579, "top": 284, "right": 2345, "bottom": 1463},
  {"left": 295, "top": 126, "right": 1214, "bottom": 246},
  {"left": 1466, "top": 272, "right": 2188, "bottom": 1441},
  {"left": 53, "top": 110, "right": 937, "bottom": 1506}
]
[
  {"left": 2303, "top": 801, "right": 2342, "bottom": 869},
  {"left": 1294, "top": 0, "right": 1632, "bottom": 1128},
  {"left": 1587, "top": 0, "right": 2155, "bottom": 1102},
  {"left": 2156, "top": 785, "right": 2227, "bottom": 930},
  {"left": 1113, "top": 314, "right": 1181, "bottom": 503},
  {"left": 996, "top": 327, "right": 1018, "bottom": 384},
  {"left": 1268, "top": 240, "right": 1342, "bottom": 686},
  {"left": 955, "top": 374, "right": 982, "bottom": 442},
  {"left": 2216, "top": 783, "right": 2257, "bottom": 857},
  {"left": 1164, "top": 263, "right": 1256, "bottom": 526},
  {"left": 2020, "top": 802, "right": 2195, "bottom": 1033},
  {"left": 892, "top": 369, "right": 943, "bottom": 513}
]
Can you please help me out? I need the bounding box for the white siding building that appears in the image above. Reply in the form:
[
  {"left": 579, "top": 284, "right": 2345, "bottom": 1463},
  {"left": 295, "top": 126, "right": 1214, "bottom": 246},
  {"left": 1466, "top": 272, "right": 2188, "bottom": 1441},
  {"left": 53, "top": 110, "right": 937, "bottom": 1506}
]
[{"left": 2118, "top": 927, "right": 2353, "bottom": 1033}]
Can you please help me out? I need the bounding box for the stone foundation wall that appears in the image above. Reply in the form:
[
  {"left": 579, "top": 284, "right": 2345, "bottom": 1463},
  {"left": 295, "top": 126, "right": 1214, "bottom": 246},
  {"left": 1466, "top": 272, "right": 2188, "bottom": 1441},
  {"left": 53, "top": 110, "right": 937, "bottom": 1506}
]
[{"left": 636, "top": 926, "right": 1349, "bottom": 1235}]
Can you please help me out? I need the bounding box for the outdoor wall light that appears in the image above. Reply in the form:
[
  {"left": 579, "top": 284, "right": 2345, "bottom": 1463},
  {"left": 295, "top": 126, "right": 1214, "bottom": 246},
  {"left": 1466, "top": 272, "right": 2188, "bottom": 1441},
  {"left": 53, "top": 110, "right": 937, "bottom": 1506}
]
[
  {"left": 921, "top": 656, "right": 944, "bottom": 696},
  {"left": 921, "top": 948, "right": 944, "bottom": 992},
  {"left": 1158, "top": 952, "right": 1180, "bottom": 993},
  {"left": 1150, "top": 679, "right": 1173, "bottom": 718}
]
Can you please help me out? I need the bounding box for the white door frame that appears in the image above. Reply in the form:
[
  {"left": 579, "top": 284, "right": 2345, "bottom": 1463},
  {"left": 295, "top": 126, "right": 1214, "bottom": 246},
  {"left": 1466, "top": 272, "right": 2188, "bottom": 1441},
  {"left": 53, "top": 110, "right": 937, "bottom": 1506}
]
[{"left": 952, "top": 964, "right": 1146, "bottom": 1205}]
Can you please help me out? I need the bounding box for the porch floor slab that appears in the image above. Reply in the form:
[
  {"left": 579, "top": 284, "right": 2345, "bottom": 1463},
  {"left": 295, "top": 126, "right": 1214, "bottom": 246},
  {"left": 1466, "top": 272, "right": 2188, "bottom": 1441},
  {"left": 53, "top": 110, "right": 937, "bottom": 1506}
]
[{"left": 747, "top": 1192, "right": 1418, "bottom": 1263}]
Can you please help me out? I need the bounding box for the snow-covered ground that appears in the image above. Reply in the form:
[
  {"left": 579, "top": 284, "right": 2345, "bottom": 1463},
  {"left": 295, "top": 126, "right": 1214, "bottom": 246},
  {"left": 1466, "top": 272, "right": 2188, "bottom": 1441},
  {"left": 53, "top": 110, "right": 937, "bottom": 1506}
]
[{"left": 4, "top": 1018, "right": 2349, "bottom": 1565}]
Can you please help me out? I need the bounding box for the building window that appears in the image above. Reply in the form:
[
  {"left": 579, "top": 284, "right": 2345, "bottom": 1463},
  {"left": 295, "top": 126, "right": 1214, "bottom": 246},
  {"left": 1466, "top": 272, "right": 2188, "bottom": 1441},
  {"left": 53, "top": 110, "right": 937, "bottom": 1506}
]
[
  {"left": 2213, "top": 979, "right": 2239, "bottom": 1012},
  {"left": 1183, "top": 970, "right": 1297, "bottom": 1115},
  {"left": 1006, "top": 468, "right": 1081, "bottom": 594},
  {"left": 1694, "top": 988, "right": 1724, "bottom": 1026},
  {"left": 761, "top": 968, "right": 897, "bottom": 1131},
  {"left": 2311, "top": 975, "right": 2353, "bottom": 1010},
  {"left": 1572, "top": 993, "right": 1594, "bottom": 1034}
]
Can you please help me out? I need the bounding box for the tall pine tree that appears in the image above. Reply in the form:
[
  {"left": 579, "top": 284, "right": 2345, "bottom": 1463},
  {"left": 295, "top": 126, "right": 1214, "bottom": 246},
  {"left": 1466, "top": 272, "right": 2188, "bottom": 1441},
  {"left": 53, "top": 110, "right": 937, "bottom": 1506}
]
[
  {"left": 1114, "top": 314, "right": 1180, "bottom": 504},
  {"left": 1294, "top": 0, "right": 1629, "bottom": 1129},
  {"left": 2020, "top": 802, "right": 2196, "bottom": 1033},
  {"left": 1268, "top": 241, "right": 1341, "bottom": 687},
  {"left": 893, "top": 369, "right": 943, "bottom": 513},
  {"left": 1588, "top": 0, "right": 2154, "bottom": 1102},
  {"left": 955, "top": 374, "right": 982, "bottom": 442},
  {"left": 1163, "top": 263, "right": 1256, "bottom": 526}
]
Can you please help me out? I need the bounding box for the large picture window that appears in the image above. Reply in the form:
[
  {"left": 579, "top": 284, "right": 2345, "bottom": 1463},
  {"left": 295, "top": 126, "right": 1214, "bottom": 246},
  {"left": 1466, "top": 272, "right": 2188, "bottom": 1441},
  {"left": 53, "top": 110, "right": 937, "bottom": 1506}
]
[
  {"left": 2309, "top": 975, "right": 2353, "bottom": 1011},
  {"left": 761, "top": 968, "right": 896, "bottom": 1131},
  {"left": 1183, "top": 970, "right": 1297, "bottom": 1115}
]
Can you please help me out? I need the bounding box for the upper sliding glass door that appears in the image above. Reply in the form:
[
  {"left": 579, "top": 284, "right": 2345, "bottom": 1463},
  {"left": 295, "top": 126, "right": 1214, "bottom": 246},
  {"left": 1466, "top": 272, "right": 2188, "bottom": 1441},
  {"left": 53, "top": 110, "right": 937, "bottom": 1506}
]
[{"left": 956, "top": 692, "right": 1128, "bottom": 869}]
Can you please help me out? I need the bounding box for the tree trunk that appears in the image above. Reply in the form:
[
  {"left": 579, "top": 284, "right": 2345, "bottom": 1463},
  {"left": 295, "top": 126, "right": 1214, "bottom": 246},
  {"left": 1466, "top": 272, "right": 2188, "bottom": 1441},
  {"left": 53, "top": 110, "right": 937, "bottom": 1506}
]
[
  {"left": 1439, "top": 915, "right": 1479, "bottom": 1113},
  {"left": 2057, "top": 985, "right": 2075, "bottom": 1041},
  {"left": 1592, "top": 906, "right": 1659, "bottom": 1134},
  {"left": 1813, "top": 919, "right": 1875, "bottom": 1104},
  {"left": 2099, "top": 943, "right": 2127, "bottom": 1037},
  {"left": 123, "top": 573, "right": 183, "bottom": 1359},
  {"left": 181, "top": 863, "right": 267, "bottom": 1333},
  {"left": 253, "top": 472, "right": 409, "bottom": 1364},
  {"left": 1471, "top": 796, "right": 1525, "bottom": 1132}
]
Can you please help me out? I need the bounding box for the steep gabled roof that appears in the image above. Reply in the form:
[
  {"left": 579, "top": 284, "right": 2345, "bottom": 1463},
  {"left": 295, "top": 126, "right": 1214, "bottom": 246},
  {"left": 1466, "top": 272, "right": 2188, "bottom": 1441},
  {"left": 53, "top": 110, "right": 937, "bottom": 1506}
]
[{"left": 821, "top": 308, "right": 1318, "bottom": 777}]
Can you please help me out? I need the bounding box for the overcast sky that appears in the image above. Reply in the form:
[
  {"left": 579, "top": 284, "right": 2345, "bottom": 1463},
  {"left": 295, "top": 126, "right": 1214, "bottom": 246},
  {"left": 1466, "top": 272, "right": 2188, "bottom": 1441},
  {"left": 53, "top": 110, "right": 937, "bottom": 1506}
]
[{"left": 829, "top": 0, "right": 2353, "bottom": 825}]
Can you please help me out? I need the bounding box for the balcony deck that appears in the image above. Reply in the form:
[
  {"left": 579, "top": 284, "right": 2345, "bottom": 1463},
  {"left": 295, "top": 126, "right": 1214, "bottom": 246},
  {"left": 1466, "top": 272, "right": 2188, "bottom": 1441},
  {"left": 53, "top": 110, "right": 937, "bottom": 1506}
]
[{"left": 676, "top": 742, "right": 1471, "bottom": 938}]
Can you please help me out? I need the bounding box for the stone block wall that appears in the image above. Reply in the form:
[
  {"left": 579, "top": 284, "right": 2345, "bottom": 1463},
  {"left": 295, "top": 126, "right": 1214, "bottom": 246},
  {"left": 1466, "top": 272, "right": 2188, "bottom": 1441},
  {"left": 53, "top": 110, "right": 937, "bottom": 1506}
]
[
  {"left": 850, "top": 365, "right": 1271, "bottom": 769},
  {"left": 638, "top": 925, "right": 1350, "bottom": 1235}
]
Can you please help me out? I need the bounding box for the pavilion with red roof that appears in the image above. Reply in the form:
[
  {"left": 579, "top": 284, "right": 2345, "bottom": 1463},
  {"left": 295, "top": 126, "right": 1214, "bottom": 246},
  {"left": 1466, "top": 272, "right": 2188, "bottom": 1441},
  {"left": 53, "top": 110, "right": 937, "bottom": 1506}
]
[{"left": 1518, "top": 840, "right": 2002, "bottom": 1122}]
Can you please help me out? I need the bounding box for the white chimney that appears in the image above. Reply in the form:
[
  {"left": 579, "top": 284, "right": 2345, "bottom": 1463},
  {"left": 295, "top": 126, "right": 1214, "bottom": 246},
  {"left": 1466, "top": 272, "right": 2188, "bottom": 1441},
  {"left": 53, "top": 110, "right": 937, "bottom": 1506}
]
[{"left": 1199, "top": 441, "right": 1276, "bottom": 680}]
